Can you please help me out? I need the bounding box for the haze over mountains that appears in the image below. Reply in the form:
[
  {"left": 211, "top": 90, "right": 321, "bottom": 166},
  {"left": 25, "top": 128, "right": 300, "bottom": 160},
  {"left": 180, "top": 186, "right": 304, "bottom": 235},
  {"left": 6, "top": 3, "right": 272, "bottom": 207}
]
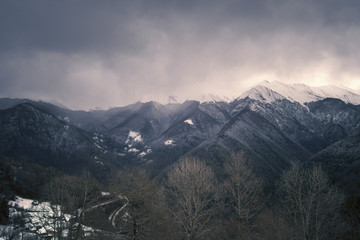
[{"left": 1, "top": 81, "right": 360, "bottom": 182}]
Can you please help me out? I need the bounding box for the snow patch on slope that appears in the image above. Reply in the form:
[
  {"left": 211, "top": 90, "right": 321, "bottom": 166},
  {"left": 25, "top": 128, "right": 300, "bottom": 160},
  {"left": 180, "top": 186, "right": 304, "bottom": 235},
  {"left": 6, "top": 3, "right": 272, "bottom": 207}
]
[
  {"left": 124, "top": 130, "right": 151, "bottom": 158},
  {"left": 139, "top": 148, "right": 152, "bottom": 157},
  {"left": 128, "top": 148, "right": 139, "bottom": 153},
  {"left": 127, "top": 130, "right": 143, "bottom": 142},
  {"left": 184, "top": 119, "right": 194, "bottom": 125},
  {"left": 164, "top": 139, "right": 175, "bottom": 146}
]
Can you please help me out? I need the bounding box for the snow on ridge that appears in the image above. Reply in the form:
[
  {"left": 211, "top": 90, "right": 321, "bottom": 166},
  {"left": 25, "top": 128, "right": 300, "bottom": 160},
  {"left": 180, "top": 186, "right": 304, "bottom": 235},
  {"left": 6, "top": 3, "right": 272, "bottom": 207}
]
[
  {"left": 313, "top": 85, "right": 360, "bottom": 105},
  {"left": 259, "top": 81, "right": 324, "bottom": 104},
  {"left": 184, "top": 119, "right": 194, "bottom": 125},
  {"left": 239, "top": 80, "right": 360, "bottom": 105},
  {"left": 238, "top": 85, "right": 286, "bottom": 103}
]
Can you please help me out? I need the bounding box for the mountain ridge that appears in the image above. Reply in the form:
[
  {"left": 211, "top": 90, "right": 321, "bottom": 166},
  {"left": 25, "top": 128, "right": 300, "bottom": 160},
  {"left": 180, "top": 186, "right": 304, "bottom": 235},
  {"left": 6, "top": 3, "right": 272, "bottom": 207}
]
[
  {"left": 1, "top": 81, "right": 359, "bottom": 180},
  {"left": 2, "top": 81, "right": 359, "bottom": 111},
  {"left": 237, "top": 81, "right": 360, "bottom": 106}
]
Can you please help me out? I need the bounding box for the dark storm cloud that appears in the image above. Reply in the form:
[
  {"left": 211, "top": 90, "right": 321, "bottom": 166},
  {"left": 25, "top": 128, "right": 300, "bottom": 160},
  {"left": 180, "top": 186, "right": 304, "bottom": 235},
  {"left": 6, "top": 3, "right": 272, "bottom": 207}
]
[
  {"left": 1, "top": 0, "right": 360, "bottom": 109},
  {"left": 0, "top": 0, "right": 146, "bottom": 54}
]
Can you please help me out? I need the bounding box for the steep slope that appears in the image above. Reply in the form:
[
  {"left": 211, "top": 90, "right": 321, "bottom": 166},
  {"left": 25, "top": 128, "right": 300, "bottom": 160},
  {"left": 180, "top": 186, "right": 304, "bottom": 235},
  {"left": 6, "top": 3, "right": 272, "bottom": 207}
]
[
  {"left": 103, "top": 101, "right": 174, "bottom": 142},
  {"left": 306, "top": 98, "right": 360, "bottom": 135},
  {"left": 0, "top": 103, "right": 130, "bottom": 178},
  {"left": 229, "top": 97, "right": 345, "bottom": 153},
  {"left": 231, "top": 81, "right": 360, "bottom": 155},
  {"left": 0, "top": 97, "right": 112, "bottom": 131},
  {"left": 191, "top": 108, "right": 311, "bottom": 179},
  {"left": 311, "top": 129, "right": 360, "bottom": 192},
  {"left": 146, "top": 101, "right": 231, "bottom": 169},
  {"left": 158, "top": 101, "right": 230, "bottom": 142},
  {"left": 188, "top": 86, "right": 360, "bottom": 179}
]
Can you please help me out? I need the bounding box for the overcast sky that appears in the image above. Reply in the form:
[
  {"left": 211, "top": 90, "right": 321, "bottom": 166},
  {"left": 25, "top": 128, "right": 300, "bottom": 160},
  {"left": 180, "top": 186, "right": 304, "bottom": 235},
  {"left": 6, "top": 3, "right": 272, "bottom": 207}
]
[{"left": 1, "top": 0, "right": 360, "bottom": 109}]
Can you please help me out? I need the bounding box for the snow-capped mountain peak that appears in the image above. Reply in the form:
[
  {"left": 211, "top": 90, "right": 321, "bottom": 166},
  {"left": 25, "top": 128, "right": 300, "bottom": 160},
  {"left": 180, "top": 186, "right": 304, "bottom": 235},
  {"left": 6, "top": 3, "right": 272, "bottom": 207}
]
[
  {"left": 239, "top": 80, "right": 360, "bottom": 105},
  {"left": 237, "top": 85, "right": 286, "bottom": 103}
]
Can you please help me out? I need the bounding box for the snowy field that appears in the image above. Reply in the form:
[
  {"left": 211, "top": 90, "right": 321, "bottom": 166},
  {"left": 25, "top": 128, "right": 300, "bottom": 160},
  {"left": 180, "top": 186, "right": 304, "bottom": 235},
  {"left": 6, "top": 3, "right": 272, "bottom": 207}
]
[{"left": 0, "top": 196, "right": 94, "bottom": 239}]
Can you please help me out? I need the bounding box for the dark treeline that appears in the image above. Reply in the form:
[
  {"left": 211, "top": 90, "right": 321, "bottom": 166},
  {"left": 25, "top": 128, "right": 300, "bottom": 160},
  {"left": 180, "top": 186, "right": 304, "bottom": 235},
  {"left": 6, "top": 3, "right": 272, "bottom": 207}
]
[{"left": 1, "top": 153, "right": 359, "bottom": 240}]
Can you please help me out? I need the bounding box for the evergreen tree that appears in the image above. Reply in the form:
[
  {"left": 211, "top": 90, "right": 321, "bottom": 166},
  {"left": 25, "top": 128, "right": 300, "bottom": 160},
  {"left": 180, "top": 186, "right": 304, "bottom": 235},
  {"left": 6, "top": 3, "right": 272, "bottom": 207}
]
[{"left": 0, "top": 197, "right": 9, "bottom": 224}]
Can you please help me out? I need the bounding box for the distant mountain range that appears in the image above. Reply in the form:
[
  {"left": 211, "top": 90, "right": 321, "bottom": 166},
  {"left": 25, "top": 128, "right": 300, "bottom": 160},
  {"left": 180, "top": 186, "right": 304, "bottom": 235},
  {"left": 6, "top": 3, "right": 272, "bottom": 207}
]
[{"left": 1, "top": 81, "right": 359, "bottom": 184}]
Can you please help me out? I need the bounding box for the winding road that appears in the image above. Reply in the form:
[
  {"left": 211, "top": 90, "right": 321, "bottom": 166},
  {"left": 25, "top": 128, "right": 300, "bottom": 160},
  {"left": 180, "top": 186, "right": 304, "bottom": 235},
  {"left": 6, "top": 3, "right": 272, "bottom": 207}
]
[
  {"left": 83, "top": 194, "right": 129, "bottom": 231},
  {"left": 108, "top": 196, "right": 129, "bottom": 229}
]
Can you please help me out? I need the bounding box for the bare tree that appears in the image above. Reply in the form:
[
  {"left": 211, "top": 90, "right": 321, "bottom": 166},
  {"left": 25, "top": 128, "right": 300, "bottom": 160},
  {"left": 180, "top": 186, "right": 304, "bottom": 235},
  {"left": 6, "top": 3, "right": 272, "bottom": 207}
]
[
  {"left": 277, "top": 165, "right": 346, "bottom": 240},
  {"left": 40, "top": 172, "right": 99, "bottom": 239},
  {"left": 72, "top": 170, "right": 99, "bottom": 239},
  {"left": 0, "top": 225, "right": 21, "bottom": 240},
  {"left": 224, "top": 152, "right": 264, "bottom": 222},
  {"left": 343, "top": 195, "right": 360, "bottom": 239},
  {"left": 111, "top": 167, "right": 166, "bottom": 240},
  {"left": 165, "top": 157, "right": 219, "bottom": 240},
  {"left": 0, "top": 197, "right": 9, "bottom": 224},
  {"left": 41, "top": 175, "right": 75, "bottom": 239},
  {"left": 223, "top": 152, "right": 264, "bottom": 239}
]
